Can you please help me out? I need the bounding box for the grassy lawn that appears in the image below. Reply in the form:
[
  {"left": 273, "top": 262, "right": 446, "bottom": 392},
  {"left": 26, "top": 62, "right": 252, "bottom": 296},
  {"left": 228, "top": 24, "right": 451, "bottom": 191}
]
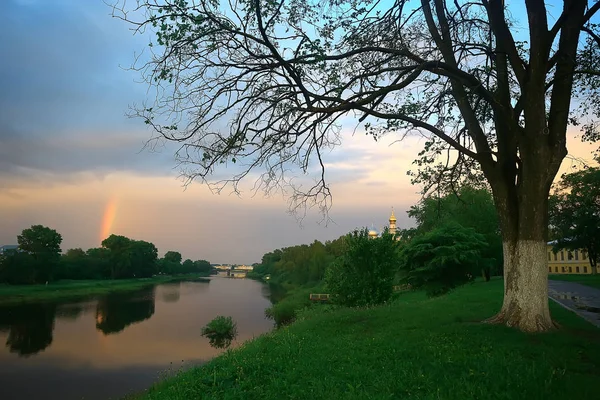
[
  {"left": 130, "top": 279, "right": 600, "bottom": 400},
  {"left": 549, "top": 274, "right": 600, "bottom": 289},
  {"left": 0, "top": 274, "right": 210, "bottom": 306}
]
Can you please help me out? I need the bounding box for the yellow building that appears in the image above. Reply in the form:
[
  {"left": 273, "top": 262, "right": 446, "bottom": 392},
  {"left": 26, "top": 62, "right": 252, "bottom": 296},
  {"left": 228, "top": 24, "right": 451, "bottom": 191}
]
[{"left": 547, "top": 241, "right": 593, "bottom": 274}]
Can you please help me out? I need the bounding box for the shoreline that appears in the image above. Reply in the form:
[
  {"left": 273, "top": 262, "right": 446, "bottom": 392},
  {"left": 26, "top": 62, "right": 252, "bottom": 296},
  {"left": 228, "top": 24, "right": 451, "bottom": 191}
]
[{"left": 0, "top": 274, "right": 211, "bottom": 306}]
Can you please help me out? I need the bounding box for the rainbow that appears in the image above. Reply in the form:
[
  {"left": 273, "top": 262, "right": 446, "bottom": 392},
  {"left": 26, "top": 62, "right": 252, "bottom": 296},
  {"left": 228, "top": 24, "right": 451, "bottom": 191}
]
[{"left": 100, "top": 197, "right": 118, "bottom": 243}]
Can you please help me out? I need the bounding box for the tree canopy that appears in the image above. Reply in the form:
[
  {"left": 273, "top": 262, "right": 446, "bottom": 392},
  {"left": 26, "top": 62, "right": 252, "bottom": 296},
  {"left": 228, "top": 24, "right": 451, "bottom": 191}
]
[
  {"left": 114, "top": 0, "right": 600, "bottom": 331},
  {"left": 408, "top": 186, "right": 502, "bottom": 279},
  {"left": 549, "top": 160, "right": 600, "bottom": 273}
]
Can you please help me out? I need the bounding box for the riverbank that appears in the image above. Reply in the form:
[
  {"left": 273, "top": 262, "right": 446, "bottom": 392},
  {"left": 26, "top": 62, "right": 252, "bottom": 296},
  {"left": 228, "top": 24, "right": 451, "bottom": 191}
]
[
  {"left": 130, "top": 278, "right": 600, "bottom": 400},
  {"left": 0, "top": 274, "right": 211, "bottom": 306}
]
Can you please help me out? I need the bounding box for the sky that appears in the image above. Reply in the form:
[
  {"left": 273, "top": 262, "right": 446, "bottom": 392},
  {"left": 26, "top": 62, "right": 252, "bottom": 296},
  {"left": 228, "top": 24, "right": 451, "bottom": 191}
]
[{"left": 0, "top": 0, "right": 597, "bottom": 264}]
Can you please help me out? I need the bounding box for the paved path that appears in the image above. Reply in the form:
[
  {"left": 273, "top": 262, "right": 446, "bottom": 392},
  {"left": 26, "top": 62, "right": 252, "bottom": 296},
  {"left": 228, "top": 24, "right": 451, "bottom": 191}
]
[{"left": 548, "top": 280, "right": 600, "bottom": 328}]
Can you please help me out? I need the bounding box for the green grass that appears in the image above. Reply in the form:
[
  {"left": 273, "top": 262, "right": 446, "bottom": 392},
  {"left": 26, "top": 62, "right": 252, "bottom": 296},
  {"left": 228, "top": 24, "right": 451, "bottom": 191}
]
[
  {"left": 0, "top": 274, "right": 210, "bottom": 306},
  {"left": 130, "top": 278, "right": 600, "bottom": 400},
  {"left": 550, "top": 274, "right": 600, "bottom": 289},
  {"left": 265, "top": 283, "right": 326, "bottom": 327}
]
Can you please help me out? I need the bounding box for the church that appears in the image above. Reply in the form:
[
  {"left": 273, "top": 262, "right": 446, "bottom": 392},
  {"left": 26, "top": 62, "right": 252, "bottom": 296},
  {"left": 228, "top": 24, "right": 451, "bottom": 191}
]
[{"left": 367, "top": 209, "right": 399, "bottom": 239}]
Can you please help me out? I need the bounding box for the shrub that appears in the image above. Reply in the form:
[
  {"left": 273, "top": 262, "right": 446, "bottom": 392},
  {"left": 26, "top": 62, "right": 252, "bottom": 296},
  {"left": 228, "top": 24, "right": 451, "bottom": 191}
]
[
  {"left": 325, "top": 228, "right": 401, "bottom": 307},
  {"left": 201, "top": 316, "right": 238, "bottom": 349},
  {"left": 399, "top": 222, "right": 487, "bottom": 297}
]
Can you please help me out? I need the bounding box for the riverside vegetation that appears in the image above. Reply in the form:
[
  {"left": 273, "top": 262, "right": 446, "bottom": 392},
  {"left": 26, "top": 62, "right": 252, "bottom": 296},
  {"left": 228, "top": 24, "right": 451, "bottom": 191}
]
[
  {"left": 131, "top": 279, "right": 600, "bottom": 400},
  {"left": 0, "top": 225, "right": 213, "bottom": 305},
  {"left": 130, "top": 183, "right": 599, "bottom": 399}
]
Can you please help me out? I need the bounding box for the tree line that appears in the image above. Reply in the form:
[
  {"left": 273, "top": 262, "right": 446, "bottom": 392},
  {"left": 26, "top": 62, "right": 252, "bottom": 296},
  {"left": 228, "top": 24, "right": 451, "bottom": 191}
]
[
  {"left": 251, "top": 186, "right": 503, "bottom": 305},
  {"left": 254, "top": 174, "right": 599, "bottom": 325},
  {"left": 0, "top": 227, "right": 212, "bottom": 284}
]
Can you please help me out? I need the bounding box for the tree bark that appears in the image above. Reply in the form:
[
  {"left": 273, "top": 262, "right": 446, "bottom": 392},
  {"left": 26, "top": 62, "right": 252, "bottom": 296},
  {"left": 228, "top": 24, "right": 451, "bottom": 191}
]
[
  {"left": 487, "top": 240, "right": 555, "bottom": 332},
  {"left": 485, "top": 132, "right": 564, "bottom": 332}
]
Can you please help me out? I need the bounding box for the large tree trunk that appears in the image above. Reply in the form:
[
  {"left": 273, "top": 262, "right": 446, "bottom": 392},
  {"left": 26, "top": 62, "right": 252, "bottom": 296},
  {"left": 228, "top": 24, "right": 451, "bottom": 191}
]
[
  {"left": 485, "top": 135, "right": 564, "bottom": 333},
  {"left": 487, "top": 240, "right": 554, "bottom": 332}
]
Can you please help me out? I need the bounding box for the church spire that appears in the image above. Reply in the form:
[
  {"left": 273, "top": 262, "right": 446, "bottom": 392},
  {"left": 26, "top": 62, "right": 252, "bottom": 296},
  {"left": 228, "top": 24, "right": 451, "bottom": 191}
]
[{"left": 389, "top": 207, "right": 397, "bottom": 235}]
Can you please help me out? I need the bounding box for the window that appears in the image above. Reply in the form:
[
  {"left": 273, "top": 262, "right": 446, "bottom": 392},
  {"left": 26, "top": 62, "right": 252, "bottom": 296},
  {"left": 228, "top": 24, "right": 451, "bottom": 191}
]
[
  {"left": 583, "top": 251, "right": 587, "bottom": 260},
  {"left": 554, "top": 252, "right": 558, "bottom": 261},
  {"left": 555, "top": 267, "right": 558, "bottom": 273},
  {"left": 584, "top": 266, "right": 588, "bottom": 273},
  {"left": 575, "top": 250, "right": 579, "bottom": 260},
  {"left": 562, "top": 266, "right": 566, "bottom": 272},
  {"left": 576, "top": 266, "right": 580, "bottom": 273},
  {"left": 549, "top": 267, "right": 552, "bottom": 273},
  {"left": 548, "top": 252, "right": 551, "bottom": 261},
  {"left": 568, "top": 251, "right": 573, "bottom": 260},
  {"left": 561, "top": 251, "right": 564, "bottom": 261},
  {"left": 569, "top": 266, "right": 572, "bottom": 273}
]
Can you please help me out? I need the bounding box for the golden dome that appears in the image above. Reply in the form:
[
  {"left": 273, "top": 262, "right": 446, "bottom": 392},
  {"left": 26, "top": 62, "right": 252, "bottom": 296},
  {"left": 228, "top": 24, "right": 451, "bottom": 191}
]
[{"left": 389, "top": 209, "right": 396, "bottom": 222}]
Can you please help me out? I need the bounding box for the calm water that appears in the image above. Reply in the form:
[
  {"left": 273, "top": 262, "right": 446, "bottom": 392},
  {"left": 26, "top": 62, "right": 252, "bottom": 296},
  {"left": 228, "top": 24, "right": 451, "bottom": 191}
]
[{"left": 0, "top": 277, "right": 274, "bottom": 400}]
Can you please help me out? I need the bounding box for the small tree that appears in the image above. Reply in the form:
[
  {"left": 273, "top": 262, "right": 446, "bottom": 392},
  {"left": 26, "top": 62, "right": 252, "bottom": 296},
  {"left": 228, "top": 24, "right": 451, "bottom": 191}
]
[
  {"left": 201, "top": 316, "right": 238, "bottom": 349},
  {"left": 325, "top": 229, "right": 400, "bottom": 307},
  {"left": 399, "top": 223, "right": 488, "bottom": 297},
  {"left": 549, "top": 161, "right": 600, "bottom": 274}
]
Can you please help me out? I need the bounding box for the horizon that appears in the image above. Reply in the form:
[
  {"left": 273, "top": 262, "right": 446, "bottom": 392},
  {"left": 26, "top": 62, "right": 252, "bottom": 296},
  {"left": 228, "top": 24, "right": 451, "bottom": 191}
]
[{"left": 0, "top": 0, "right": 597, "bottom": 265}]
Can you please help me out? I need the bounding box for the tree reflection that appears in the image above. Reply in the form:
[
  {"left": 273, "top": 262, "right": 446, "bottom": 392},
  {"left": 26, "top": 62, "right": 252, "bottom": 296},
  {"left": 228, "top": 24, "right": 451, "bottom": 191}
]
[
  {"left": 95, "top": 287, "right": 156, "bottom": 334},
  {"left": 0, "top": 303, "right": 57, "bottom": 357},
  {"left": 160, "top": 282, "right": 181, "bottom": 303}
]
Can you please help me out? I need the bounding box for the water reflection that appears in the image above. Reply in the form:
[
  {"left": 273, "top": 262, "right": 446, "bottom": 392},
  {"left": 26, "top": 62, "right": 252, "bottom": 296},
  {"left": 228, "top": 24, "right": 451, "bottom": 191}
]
[
  {"left": 95, "top": 287, "right": 156, "bottom": 335},
  {"left": 160, "top": 282, "right": 181, "bottom": 303},
  {"left": 0, "top": 303, "right": 56, "bottom": 357},
  {"left": 0, "top": 278, "right": 273, "bottom": 400}
]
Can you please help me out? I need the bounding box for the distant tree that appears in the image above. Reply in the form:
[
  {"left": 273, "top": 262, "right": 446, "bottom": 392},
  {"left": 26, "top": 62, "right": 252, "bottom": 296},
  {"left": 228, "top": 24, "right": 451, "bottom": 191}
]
[
  {"left": 86, "top": 247, "right": 111, "bottom": 279},
  {"left": 17, "top": 225, "right": 62, "bottom": 283},
  {"left": 163, "top": 251, "right": 182, "bottom": 264},
  {"left": 325, "top": 229, "right": 400, "bottom": 307},
  {"left": 101, "top": 235, "right": 132, "bottom": 279},
  {"left": 0, "top": 252, "right": 37, "bottom": 284},
  {"left": 182, "top": 259, "right": 195, "bottom": 273},
  {"left": 128, "top": 240, "right": 159, "bottom": 278},
  {"left": 549, "top": 162, "right": 600, "bottom": 274},
  {"left": 193, "top": 259, "right": 212, "bottom": 274},
  {"left": 58, "top": 248, "right": 89, "bottom": 280},
  {"left": 408, "top": 186, "right": 502, "bottom": 280},
  {"left": 399, "top": 223, "right": 487, "bottom": 297}
]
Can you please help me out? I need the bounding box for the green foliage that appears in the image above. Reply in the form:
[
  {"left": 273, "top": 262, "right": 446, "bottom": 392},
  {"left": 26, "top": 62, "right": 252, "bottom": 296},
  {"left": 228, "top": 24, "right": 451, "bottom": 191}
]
[
  {"left": 325, "top": 229, "right": 400, "bottom": 307},
  {"left": 201, "top": 316, "right": 238, "bottom": 349},
  {"left": 0, "top": 226, "right": 208, "bottom": 285},
  {"left": 264, "top": 285, "right": 318, "bottom": 327},
  {"left": 131, "top": 280, "right": 600, "bottom": 400},
  {"left": 15, "top": 225, "right": 63, "bottom": 283},
  {"left": 250, "top": 237, "right": 346, "bottom": 286},
  {"left": 399, "top": 223, "right": 487, "bottom": 297},
  {"left": 101, "top": 235, "right": 159, "bottom": 279},
  {"left": 163, "top": 251, "right": 182, "bottom": 264},
  {"left": 408, "top": 186, "right": 502, "bottom": 279},
  {"left": 549, "top": 164, "right": 600, "bottom": 273}
]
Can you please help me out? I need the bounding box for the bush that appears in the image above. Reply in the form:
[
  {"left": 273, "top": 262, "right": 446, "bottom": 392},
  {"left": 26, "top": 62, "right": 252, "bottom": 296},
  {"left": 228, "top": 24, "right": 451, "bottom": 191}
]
[
  {"left": 265, "top": 285, "right": 316, "bottom": 327},
  {"left": 201, "top": 316, "right": 238, "bottom": 349},
  {"left": 399, "top": 222, "right": 487, "bottom": 297},
  {"left": 325, "top": 229, "right": 401, "bottom": 307}
]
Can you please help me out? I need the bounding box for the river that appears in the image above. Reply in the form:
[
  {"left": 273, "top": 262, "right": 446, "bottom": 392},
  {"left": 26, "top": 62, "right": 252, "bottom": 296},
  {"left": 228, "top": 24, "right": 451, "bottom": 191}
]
[{"left": 0, "top": 277, "right": 274, "bottom": 400}]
